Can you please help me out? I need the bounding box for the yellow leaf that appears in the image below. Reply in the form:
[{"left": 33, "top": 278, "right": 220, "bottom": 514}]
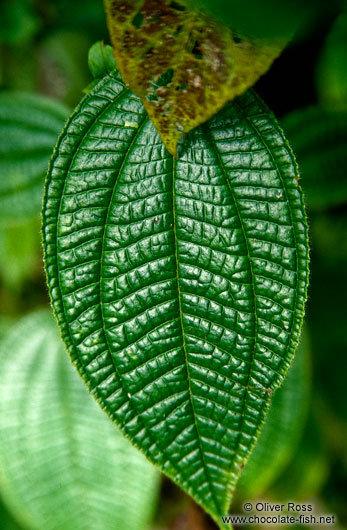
[{"left": 105, "top": 0, "right": 286, "bottom": 155}]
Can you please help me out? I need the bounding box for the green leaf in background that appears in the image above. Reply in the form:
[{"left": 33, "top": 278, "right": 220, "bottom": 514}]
[
  {"left": 273, "top": 412, "right": 329, "bottom": 501},
  {"left": 105, "top": 0, "right": 285, "bottom": 155},
  {"left": 316, "top": 12, "right": 347, "bottom": 109},
  {"left": 192, "top": 0, "right": 335, "bottom": 39},
  {"left": 0, "top": 310, "right": 159, "bottom": 530},
  {"left": 42, "top": 72, "right": 309, "bottom": 527},
  {"left": 281, "top": 106, "right": 347, "bottom": 210},
  {"left": 0, "top": 0, "right": 40, "bottom": 46},
  {"left": 38, "top": 31, "right": 96, "bottom": 106},
  {"left": 0, "top": 318, "right": 12, "bottom": 343},
  {"left": 51, "top": 0, "right": 106, "bottom": 35},
  {"left": 88, "top": 41, "right": 116, "bottom": 80},
  {"left": 84, "top": 41, "right": 117, "bottom": 94},
  {"left": 308, "top": 211, "right": 347, "bottom": 425},
  {"left": 0, "top": 498, "right": 24, "bottom": 530},
  {"left": 237, "top": 331, "right": 310, "bottom": 498},
  {"left": 0, "top": 92, "right": 69, "bottom": 223},
  {"left": 1, "top": 47, "right": 38, "bottom": 93},
  {"left": 0, "top": 219, "right": 41, "bottom": 290}
]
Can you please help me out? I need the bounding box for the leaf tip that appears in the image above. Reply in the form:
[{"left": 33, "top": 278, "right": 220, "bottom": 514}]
[{"left": 155, "top": 126, "right": 180, "bottom": 157}]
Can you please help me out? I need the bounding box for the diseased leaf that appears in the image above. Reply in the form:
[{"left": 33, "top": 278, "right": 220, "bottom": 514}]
[
  {"left": 0, "top": 310, "right": 159, "bottom": 530},
  {"left": 42, "top": 73, "right": 309, "bottom": 527},
  {"left": 237, "top": 331, "right": 310, "bottom": 498},
  {"left": 0, "top": 93, "right": 69, "bottom": 223},
  {"left": 282, "top": 106, "right": 347, "bottom": 210},
  {"left": 104, "top": 0, "right": 285, "bottom": 155}
]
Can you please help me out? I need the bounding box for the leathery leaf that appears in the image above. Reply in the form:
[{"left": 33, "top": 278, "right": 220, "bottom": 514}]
[
  {"left": 104, "top": 0, "right": 285, "bottom": 155},
  {"left": 43, "top": 72, "right": 309, "bottom": 528}
]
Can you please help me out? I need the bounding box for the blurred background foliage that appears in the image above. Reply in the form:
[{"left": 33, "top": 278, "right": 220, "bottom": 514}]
[{"left": 0, "top": 0, "right": 346, "bottom": 529}]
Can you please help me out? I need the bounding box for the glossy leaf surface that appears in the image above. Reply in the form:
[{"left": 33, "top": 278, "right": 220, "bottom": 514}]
[
  {"left": 238, "top": 331, "right": 310, "bottom": 498},
  {"left": 0, "top": 310, "right": 159, "bottom": 530},
  {"left": 0, "top": 93, "right": 69, "bottom": 223},
  {"left": 282, "top": 106, "right": 347, "bottom": 210},
  {"left": 43, "top": 72, "right": 309, "bottom": 526},
  {"left": 105, "top": 0, "right": 284, "bottom": 155}
]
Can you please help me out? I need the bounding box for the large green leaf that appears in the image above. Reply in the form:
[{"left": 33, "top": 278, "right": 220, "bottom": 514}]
[
  {"left": 281, "top": 106, "right": 347, "bottom": 210},
  {"left": 42, "top": 72, "right": 309, "bottom": 527},
  {"left": 237, "top": 331, "right": 310, "bottom": 498},
  {"left": 0, "top": 310, "right": 159, "bottom": 530},
  {"left": 0, "top": 93, "right": 69, "bottom": 223}
]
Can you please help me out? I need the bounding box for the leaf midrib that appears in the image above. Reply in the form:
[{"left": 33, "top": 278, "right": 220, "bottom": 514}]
[
  {"left": 172, "top": 156, "right": 223, "bottom": 516},
  {"left": 96, "top": 111, "right": 214, "bottom": 505},
  {"left": 203, "top": 124, "right": 259, "bottom": 505}
]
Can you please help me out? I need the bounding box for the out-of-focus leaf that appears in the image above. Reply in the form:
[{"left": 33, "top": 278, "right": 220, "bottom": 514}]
[
  {"left": 0, "top": 0, "right": 40, "bottom": 46},
  {"left": 0, "top": 318, "right": 13, "bottom": 343},
  {"left": 1, "top": 47, "right": 38, "bottom": 93},
  {"left": 0, "top": 498, "right": 25, "bottom": 530},
  {"left": 237, "top": 331, "right": 310, "bottom": 498},
  {"left": 88, "top": 41, "right": 116, "bottom": 79},
  {"left": 310, "top": 214, "right": 347, "bottom": 267},
  {"left": 42, "top": 72, "right": 309, "bottom": 528},
  {"left": 191, "top": 0, "right": 324, "bottom": 39},
  {"left": 0, "top": 310, "right": 159, "bottom": 530},
  {"left": 104, "top": 0, "right": 285, "bottom": 155},
  {"left": 38, "top": 31, "right": 93, "bottom": 106},
  {"left": 317, "top": 12, "right": 347, "bottom": 108},
  {"left": 281, "top": 106, "right": 347, "bottom": 210},
  {"left": 52, "top": 0, "right": 106, "bottom": 35},
  {"left": 273, "top": 413, "right": 329, "bottom": 500},
  {"left": 0, "top": 92, "right": 69, "bottom": 223},
  {"left": 0, "top": 219, "right": 41, "bottom": 290},
  {"left": 0, "top": 51, "right": 3, "bottom": 86},
  {"left": 308, "top": 212, "right": 347, "bottom": 424}
]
